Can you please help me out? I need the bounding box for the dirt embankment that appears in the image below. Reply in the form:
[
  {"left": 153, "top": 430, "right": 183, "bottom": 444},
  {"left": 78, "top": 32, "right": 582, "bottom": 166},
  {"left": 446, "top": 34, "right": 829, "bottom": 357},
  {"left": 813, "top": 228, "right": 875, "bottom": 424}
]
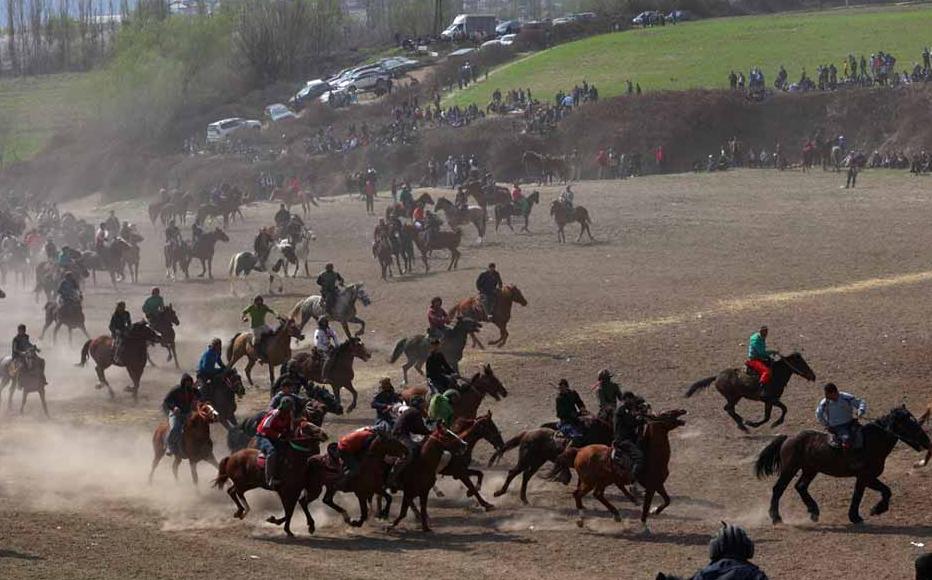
[{"left": 2, "top": 85, "right": 930, "bottom": 201}]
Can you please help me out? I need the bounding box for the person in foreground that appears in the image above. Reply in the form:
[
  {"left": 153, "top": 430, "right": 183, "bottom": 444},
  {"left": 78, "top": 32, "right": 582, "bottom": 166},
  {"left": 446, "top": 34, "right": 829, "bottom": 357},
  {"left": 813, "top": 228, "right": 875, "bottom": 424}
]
[{"left": 656, "top": 522, "right": 768, "bottom": 580}]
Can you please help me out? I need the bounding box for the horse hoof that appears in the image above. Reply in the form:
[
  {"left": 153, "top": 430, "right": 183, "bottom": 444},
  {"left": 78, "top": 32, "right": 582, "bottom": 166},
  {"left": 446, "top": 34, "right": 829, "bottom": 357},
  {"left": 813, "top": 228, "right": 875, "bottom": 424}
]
[
  {"left": 915, "top": 460, "right": 928, "bottom": 468},
  {"left": 809, "top": 512, "right": 820, "bottom": 522},
  {"left": 613, "top": 513, "right": 621, "bottom": 522},
  {"left": 350, "top": 520, "right": 363, "bottom": 527},
  {"left": 849, "top": 515, "right": 864, "bottom": 525},
  {"left": 493, "top": 489, "right": 505, "bottom": 498},
  {"left": 575, "top": 518, "right": 584, "bottom": 528},
  {"left": 483, "top": 504, "right": 496, "bottom": 512},
  {"left": 235, "top": 511, "right": 245, "bottom": 520}
]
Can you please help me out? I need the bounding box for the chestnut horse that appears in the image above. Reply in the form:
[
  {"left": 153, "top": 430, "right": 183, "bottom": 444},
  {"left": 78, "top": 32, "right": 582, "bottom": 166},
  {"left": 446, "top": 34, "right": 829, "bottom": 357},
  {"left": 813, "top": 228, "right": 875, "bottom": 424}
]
[
  {"left": 290, "top": 336, "right": 371, "bottom": 413},
  {"left": 78, "top": 322, "right": 163, "bottom": 400},
  {"left": 149, "top": 402, "right": 222, "bottom": 485},
  {"left": 442, "top": 412, "right": 506, "bottom": 510},
  {"left": 213, "top": 421, "right": 328, "bottom": 537},
  {"left": 402, "top": 224, "right": 462, "bottom": 272},
  {"left": 449, "top": 284, "right": 528, "bottom": 348},
  {"left": 401, "top": 363, "right": 508, "bottom": 421},
  {"left": 227, "top": 317, "right": 305, "bottom": 386},
  {"left": 572, "top": 409, "right": 686, "bottom": 531},
  {"left": 550, "top": 200, "right": 593, "bottom": 243}
]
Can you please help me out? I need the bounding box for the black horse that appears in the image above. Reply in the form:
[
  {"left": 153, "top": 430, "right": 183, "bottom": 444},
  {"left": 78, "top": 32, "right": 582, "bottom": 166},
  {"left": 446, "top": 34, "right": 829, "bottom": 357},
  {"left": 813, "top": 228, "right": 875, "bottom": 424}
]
[
  {"left": 147, "top": 305, "right": 180, "bottom": 368},
  {"left": 684, "top": 352, "right": 816, "bottom": 431},
  {"left": 755, "top": 406, "right": 929, "bottom": 525},
  {"left": 197, "top": 368, "right": 245, "bottom": 429}
]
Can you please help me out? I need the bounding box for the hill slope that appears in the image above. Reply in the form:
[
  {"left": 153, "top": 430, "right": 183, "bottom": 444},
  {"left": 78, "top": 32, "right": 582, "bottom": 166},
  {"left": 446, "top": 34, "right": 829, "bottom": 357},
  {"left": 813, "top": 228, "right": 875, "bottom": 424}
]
[{"left": 449, "top": 5, "right": 932, "bottom": 106}]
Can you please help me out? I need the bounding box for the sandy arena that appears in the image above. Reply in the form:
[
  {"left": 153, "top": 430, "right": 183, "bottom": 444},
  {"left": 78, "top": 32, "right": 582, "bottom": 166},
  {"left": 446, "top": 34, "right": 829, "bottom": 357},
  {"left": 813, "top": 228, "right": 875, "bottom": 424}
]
[{"left": 1, "top": 169, "right": 931, "bottom": 579}]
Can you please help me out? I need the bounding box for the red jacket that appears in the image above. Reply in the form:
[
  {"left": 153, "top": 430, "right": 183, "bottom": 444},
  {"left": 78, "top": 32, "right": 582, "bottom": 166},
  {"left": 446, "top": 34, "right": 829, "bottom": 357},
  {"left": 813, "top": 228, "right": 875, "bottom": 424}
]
[
  {"left": 257, "top": 409, "right": 293, "bottom": 439},
  {"left": 428, "top": 305, "right": 449, "bottom": 329},
  {"left": 338, "top": 427, "right": 374, "bottom": 454}
]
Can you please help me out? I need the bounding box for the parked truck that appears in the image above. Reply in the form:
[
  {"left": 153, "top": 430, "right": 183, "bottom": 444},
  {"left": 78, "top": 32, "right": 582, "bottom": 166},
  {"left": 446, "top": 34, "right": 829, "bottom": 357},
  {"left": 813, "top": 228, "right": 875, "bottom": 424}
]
[{"left": 440, "top": 14, "right": 497, "bottom": 41}]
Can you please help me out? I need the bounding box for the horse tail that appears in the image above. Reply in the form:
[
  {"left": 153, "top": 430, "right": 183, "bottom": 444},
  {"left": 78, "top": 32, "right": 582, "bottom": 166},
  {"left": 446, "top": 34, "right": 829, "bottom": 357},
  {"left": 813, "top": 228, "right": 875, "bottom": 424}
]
[
  {"left": 580, "top": 207, "right": 592, "bottom": 224},
  {"left": 226, "top": 334, "right": 240, "bottom": 365},
  {"left": 213, "top": 456, "right": 230, "bottom": 489},
  {"left": 389, "top": 338, "right": 407, "bottom": 364},
  {"left": 684, "top": 376, "right": 716, "bottom": 398},
  {"left": 228, "top": 254, "right": 238, "bottom": 277},
  {"left": 754, "top": 435, "right": 787, "bottom": 479},
  {"left": 544, "top": 446, "right": 578, "bottom": 481},
  {"left": 78, "top": 339, "right": 91, "bottom": 367},
  {"left": 488, "top": 431, "right": 525, "bottom": 466}
]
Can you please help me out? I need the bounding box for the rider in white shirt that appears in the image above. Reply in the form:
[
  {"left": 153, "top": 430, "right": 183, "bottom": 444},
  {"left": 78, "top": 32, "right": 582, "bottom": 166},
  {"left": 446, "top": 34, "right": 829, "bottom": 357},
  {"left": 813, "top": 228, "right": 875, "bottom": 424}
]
[{"left": 314, "top": 317, "right": 340, "bottom": 377}]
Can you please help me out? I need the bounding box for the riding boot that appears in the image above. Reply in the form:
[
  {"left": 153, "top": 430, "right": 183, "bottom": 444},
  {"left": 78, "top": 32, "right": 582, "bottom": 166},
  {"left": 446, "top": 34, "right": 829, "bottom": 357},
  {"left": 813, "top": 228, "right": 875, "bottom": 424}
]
[
  {"left": 265, "top": 453, "right": 280, "bottom": 489},
  {"left": 552, "top": 446, "right": 575, "bottom": 485}
]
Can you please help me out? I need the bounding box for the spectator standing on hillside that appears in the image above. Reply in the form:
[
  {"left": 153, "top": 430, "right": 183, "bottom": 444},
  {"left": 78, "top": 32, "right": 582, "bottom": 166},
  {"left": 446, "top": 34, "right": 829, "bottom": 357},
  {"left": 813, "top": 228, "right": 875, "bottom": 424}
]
[{"left": 655, "top": 145, "right": 665, "bottom": 173}]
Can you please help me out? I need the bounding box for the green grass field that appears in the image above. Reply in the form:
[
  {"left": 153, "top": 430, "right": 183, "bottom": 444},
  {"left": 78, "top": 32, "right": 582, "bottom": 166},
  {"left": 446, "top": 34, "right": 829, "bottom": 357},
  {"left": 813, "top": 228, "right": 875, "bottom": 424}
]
[
  {"left": 447, "top": 5, "right": 932, "bottom": 106},
  {"left": 0, "top": 72, "right": 101, "bottom": 163}
]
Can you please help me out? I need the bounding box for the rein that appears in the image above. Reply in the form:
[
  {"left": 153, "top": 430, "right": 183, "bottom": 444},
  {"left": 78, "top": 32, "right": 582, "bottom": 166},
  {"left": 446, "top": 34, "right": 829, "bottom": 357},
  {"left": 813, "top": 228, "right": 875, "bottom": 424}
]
[
  {"left": 866, "top": 416, "right": 929, "bottom": 450},
  {"left": 775, "top": 354, "right": 806, "bottom": 378}
]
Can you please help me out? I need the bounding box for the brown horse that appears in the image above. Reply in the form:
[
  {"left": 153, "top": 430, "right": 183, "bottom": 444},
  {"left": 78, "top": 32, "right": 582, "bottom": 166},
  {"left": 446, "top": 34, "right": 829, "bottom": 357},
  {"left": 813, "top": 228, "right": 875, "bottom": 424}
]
[
  {"left": 401, "top": 363, "right": 508, "bottom": 421},
  {"left": 434, "top": 197, "right": 486, "bottom": 241},
  {"left": 755, "top": 406, "right": 929, "bottom": 525},
  {"left": 79, "top": 322, "right": 163, "bottom": 400},
  {"left": 449, "top": 284, "right": 528, "bottom": 348},
  {"left": 403, "top": 224, "right": 462, "bottom": 272},
  {"left": 523, "top": 151, "right": 568, "bottom": 185},
  {"left": 442, "top": 412, "right": 506, "bottom": 510},
  {"left": 213, "top": 422, "right": 329, "bottom": 537},
  {"left": 227, "top": 317, "right": 305, "bottom": 386},
  {"left": 389, "top": 423, "right": 469, "bottom": 532},
  {"left": 494, "top": 190, "right": 540, "bottom": 232},
  {"left": 41, "top": 300, "right": 90, "bottom": 345},
  {"left": 149, "top": 402, "right": 221, "bottom": 485},
  {"left": 189, "top": 227, "right": 229, "bottom": 279},
  {"left": 290, "top": 336, "right": 371, "bottom": 413},
  {"left": 373, "top": 237, "right": 395, "bottom": 280},
  {"left": 572, "top": 409, "right": 686, "bottom": 531},
  {"left": 461, "top": 180, "right": 509, "bottom": 210},
  {"left": 550, "top": 200, "right": 593, "bottom": 243},
  {"left": 684, "top": 352, "right": 816, "bottom": 432},
  {"left": 0, "top": 349, "right": 49, "bottom": 416}
]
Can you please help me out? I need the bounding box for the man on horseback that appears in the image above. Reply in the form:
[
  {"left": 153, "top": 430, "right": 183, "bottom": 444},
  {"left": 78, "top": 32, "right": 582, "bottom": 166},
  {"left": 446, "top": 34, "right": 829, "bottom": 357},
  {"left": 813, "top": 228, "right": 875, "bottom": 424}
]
[
  {"left": 162, "top": 373, "right": 201, "bottom": 457},
  {"left": 197, "top": 338, "right": 226, "bottom": 386},
  {"left": 269, "top": 360, "right": 308, "bottom": 401},
  {"left": 94, "top": 222, "right": 108, "bottom": 251},
  {"left": 109, "top": 302, "right": 132, "bottom": 366},
  {"left": 314, "top": 317, "right": 340, "bottom": 378},
  {"left": 559, "top": 185, "right": 574, "bottom": 210},
  {"left": 428, "top": 389, "right": 460, "bottom": 427},
  {"left": 57, "top": 271, "right": 81, "bottom": 311},
  {"left": 816, "top": 382, "right": 867, "bottom": 452},
  {"left": 426, "top": 338, "right": 457, "bottom": 393},
  {"left": 427, "top": 296, "right": 450, "bottom": 340},
  {"left": 191, "top": 219, "right": 204, "bottom": 245},
  {"left": 388, "top": 396, "right": 430, "bottom": 490},
  {"left": 746, "top": 325, "right": 777, "bottom": 396},
  {"left": 594, "top": 368, "right": 623, "bottom": 414},
  {"left": 373, "top": 218, "right": 390, "bottom": 244},
  {"left": 142, "top": 287, "right": 164, "bottom": 322},
  {"left": 371, "top": 377, "right": 401, "bottom": 427},
  {"left": 555, "top": 378, "right": 587, "bottom": 444},
  {"left": 612, "top": 392, "right": 646, "bottom": 478},
  {"left": 104, "top": 210, "right": 119, "bottom": 237},
  {"left": 336, "top": 423, "right": 388, "bottom": 485},
  {"left": 316, "top": 263, "right": 344, "bottom": 317},
  {"left": 164, "top": 220, "right": 182, "bottom": 248},
  {"left": 256, "top": 396, "right": 296, "bottom": 489},
  {"left": 476, "top": 263, "right": 503, "bottom": 321},
  {"left": 274, "top": 204, "right": 290, "bottom": 232},
  {"left": 242, "top": 295, "right": 276, "bottom": 362},
  {"left": 11, "top": 324, "right": 39, "bottom": 373}
]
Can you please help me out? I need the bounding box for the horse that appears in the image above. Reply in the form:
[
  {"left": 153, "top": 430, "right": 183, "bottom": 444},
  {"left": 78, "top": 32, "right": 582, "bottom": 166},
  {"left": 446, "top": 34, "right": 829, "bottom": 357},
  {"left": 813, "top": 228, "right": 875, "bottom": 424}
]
[
  {"left": 289, "top": 284, "right": 371, "bottom": 338},
  {"left": 147, "top": 305, "right": 180, "bottom": 368},
  {"left": 434, "top": 197, "right": 486, "bottom": 242},
  {"left": 550, "top": 200, "right": 593, "bottom": 243},
  {"left": 441, "top": 412, "right": 506, "bottom": 510},
  {"left": 373, "top": 237, "right": 395, "bottom": 280},
  {"left": 226, "top": 398, "right": 337, "bottom": 453},
  {"left": 389, "top": 424, "right": 469, "bottom": 532},
  {"left": 149, "top": 402, "right": 222, "bottom": 485},
  {"left": 198, "top": 368, "right": 246, "bottom": 429},
  {"left": 290, "top": 337, "right": 372, "bottom": 413},
  {"left": 684, "top": 352, "right": 816, "bottom": 432},
  {"left": 78, "top": 322, "right": 163, "bottom": 400},
  {"left": 401, "top": 364, "right": 508, "bottom": 421},
  {"left": 0, "top": 237, "right": 30, "bottom": 288},
  {"left": 494, "top": 191, "right": 540, "bottom": 233},
  {"left": 389, "top": 316, "right": 482, "bottom": 383},
  {"left": 286, "top": 228, "right": 316, "bottom": 278},
  {"left": 227, "top": 317, "right": 305, "bottom": 386},
  {"left": 572, "top": 409, "right": 687, "bottom": 532},
  {"left": 189, "top": 227, "right": 229, "bottom": 279},
  {"left": 40, "top": 300, "right": 90, "bottom": 345},
  {"left": 229, "top": 240, "right": 291, "bottom": 294},
  {"left": 164, "top": 241, "right": 191, "bottom": 280},
  {"left": 0, "top": 350, "right": 49, "bottom": 416},
  {"left": 449, "top": 284, "right": 528, "bottom": 348},
  {"left": 461, "top": 180, "right": 509, "bottom": 210},
  {"left": 213, "top": 422, "right": 329, "bottom": 537},
  {"left": 523, "top": 151, "right": 567, "bottom": 185},
  {"left": 403, "top": 224, "right": 462, "bottom": 272},
  {"left": 830, "top": 145, "right": 844, "bottom": 172},
  {"left": 755, "top": 406, "right": 929, "bottom": 525}
]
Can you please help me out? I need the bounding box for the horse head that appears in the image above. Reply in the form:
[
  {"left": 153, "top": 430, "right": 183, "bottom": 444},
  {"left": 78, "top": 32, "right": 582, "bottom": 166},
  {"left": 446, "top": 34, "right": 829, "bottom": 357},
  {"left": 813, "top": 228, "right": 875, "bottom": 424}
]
[
  {"left": 294, "top": 420, "right": 329, "bottom": 444},
  {"left": 223, "top": 368, "right": 246, "bottom": 398},
  {"left": 165, "top": 304, "right": 180, "bottom": 326},
  {"left": 351, "top": 283, "right": 371, "bottom": 307},
  {"left": 345, "top": 337, "right": 372, "bottom": 362},
  {"left": 473, "top": 364, "right": 508, "bottom": 400},
  {"left": 195, "top": 401, "right": 221, "bottom": 423},
  {"left": 430, "top": 422, "right": 468, "bottom": 455},
  {"left": 454, "top": 316, "right": 482, "bottom": 334},
  {"left": 130, "top": 321, "right": 164, "bottom": 344},
  {"left": 472, "top": 410, "right": 505, "bottom": 451},
  {"left": 528, "top": 191, "right": 541, "bottom": 205},
  {"left": 214, "top": 227, "right": 230, "bottom": 242},
  {"left": 878, "top": 406, "right": 930, "bottom": 452},
  {"left": 281, "top": 317, "right": 305, "bottom": 341},
  {"left": 505, "top": 285, "right": 528, "bottom": 307},
  {"left": 778, "top": 352, "right": 816, "bottom": 382}
]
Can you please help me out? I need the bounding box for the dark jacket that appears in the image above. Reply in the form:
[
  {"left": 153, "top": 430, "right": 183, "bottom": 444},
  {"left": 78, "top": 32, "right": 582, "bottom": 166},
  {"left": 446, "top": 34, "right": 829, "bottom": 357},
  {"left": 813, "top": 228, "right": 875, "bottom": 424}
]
[
  {"left": 691, "top": 559, "right": 768, "bottom": 580},
  {"left": 372, "top": 390, "right": 402, "bottom": 422},
  {"left": 425, "top": 351, "right": 455, "bottom": 380},
  {"left": 393, "top": 407, "right": 430, "bottom": 438},
  {"left": 556, "top": 390, "right": 585, "bottom": 423},
  {"left": 613, "top": 405, "right": 643, "bottom": 446},
  {"left": 162, "top": 384, "right": 201, "bottom": 415},
  {"left": 12, "top": 334, "right": 34, "bottom": 357},
  {"left": 109, "top": 311, "right": 132, "bottom": 336},
  {"left": 317, "top": 270, "right": 344, "bottom": 290},
  {"left": 476, "top": 270, "right": 503, "bottom": 295},
  {"left": 270, "top": 371, "right": 308, "bottom": 398}
]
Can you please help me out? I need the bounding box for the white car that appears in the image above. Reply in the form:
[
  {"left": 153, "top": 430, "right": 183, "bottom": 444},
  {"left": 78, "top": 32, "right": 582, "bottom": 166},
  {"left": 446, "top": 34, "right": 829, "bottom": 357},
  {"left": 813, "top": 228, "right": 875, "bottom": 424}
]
[
  {"left": 335, "top": 69, "right": 391, "bottom": 93},
  {"left": 206, "top": 117, "right": 261, "bottom": 143},
  {"left": 264, "top": 103, "right": 297, "bottom": 122},
  {"left": 480, "top": 39, "right": 503, "bottom": 51},
  {"left": 290, "top": 79, "right": 332, "bottom": 107},
  {"left": 499, "top": 34, "right": 517, "bottom": 46}
]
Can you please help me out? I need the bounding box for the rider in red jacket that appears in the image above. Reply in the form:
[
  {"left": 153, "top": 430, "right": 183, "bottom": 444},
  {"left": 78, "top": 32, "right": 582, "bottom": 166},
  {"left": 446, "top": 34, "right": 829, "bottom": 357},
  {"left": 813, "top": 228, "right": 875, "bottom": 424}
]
[{"left": 256, "top": 398, "right": 295, "bottom": 488}]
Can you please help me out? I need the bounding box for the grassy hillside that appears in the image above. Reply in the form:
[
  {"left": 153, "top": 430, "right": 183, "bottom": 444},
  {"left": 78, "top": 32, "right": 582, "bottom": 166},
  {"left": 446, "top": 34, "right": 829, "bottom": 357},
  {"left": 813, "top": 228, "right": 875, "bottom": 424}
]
[
  {"left": 448, "top": 5, "right": 932, "bottom": 106},
  {"left": 0, "top": 73, "right": 100, "bottom": 163}
]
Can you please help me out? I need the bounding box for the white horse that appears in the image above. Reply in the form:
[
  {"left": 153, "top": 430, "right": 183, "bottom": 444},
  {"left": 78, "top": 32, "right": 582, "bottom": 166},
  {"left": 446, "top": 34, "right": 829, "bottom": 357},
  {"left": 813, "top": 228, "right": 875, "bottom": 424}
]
[
  {"left": 289, "top": 283, "right": 371, "bottom": 338},
  {"left": 285, "top": 228, "right": 316, "bottom": 278},
  {"left": 228, "top": 240, "right": 292, "bottom": 295}
]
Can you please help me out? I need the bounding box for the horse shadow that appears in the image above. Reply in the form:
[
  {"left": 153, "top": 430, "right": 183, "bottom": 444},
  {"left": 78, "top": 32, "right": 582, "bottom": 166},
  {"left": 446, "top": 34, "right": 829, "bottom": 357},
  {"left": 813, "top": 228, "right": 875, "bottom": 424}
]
[
  {"left": 802, "top": 523, "right": 932, "bottom": 536},
  {"left": 487, "top": 349, "right": 567, "bottom": 361},
  {"left": 582, "top": 529, "right": 711, "bottom": 546},
  {"left": 0, "top": 549, "right": 43, "bottom": 561},
  {"left": 259, "top": 529, "right": 524, "bottom": 552}
]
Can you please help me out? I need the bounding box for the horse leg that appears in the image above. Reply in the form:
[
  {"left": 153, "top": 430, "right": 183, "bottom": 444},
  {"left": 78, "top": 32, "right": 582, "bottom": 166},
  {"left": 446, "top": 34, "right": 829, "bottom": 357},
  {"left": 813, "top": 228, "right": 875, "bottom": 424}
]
[
  {"left": 848, "top": 476, "right": 866, "bottom": 524},
  {"left": 19, "top": 388, "right": 28, "bottom": 414},
  {"left": 389, "top": 492, "right": 411, "bottom": 529},
  {"left": 188, "top": 460, "right": 199, "bottom": 486},
  {"left": 651, "top": 484, "right": 671, "bottom": 515},
  {"left": 148, "top": 446, "right": 165, "bottom": 484},
  {"left": 38, "top": 388, "right": 49, "bottom": 418},
  {"left": 494, "top": 462, "right": 524, "bottom": 498},
  {"left": 350, "top": 316, "right": 365, "bottom": 337},
  {"left": 771, "top": 400, "right": 788, "bottom": 427},
  {"left": 228, "top": 485, "right": 248, "bottom": 519},
  {"left": 244, "top": 357, "right": 255, "bottom": 386},
  {"left": 198, "top": 259, "right": 206, "bottom": 278},
  {"left": 746, "top": 401, "right": 772, "bottom": 429},
  {"left": 593, "top": 484, "right": 621, "bottom": 522},
  {"left": 298, "top": 494, "right": 316, "bottom": 534},
  {"left": 866, "top": 477, "right": 892, "bottom": 517},
  {"left": 574, "top": 479, "right": 594, "bottom": 527},
  {"left": 793, "top": 470, "right": 821, "bottom": 522},
  {"left": 769, "top": 469, "right": 795, "bottom": 524},
  {"left": 377, "top": 489, "right": 393, "bottom": 519},
  {"left": 278, "top": 489, "right": 300, "bottom": 537},
  {"left": 615, "top": 483, "right": 640, "bottom": 505},
  {"left": 470, "top": 331, "right": 485, "bottom": 350},
  {"left": 171, "top": 456, "right": 182, "bottom": 481},
  {"left": 723, "top": 398, "right": 749, "bottom": 432},
  {"left": 322, "top": 487, "right": 351, "bottom": 524},
  {"left": 350, "top": 493, "right": 369, "bottom": 527},
  {"left": 640, "top": 487, "right": 656, "bottom": 528},
  {"left": 343, "top": 382, "right": 358, "bottom": 413},
  {"left": 459, "top": 474, "right": 494, "bottom": 511}
]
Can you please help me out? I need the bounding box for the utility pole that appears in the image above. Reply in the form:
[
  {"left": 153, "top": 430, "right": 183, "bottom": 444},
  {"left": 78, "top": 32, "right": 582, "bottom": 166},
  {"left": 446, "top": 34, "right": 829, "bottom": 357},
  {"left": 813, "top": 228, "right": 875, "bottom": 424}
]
[{"left": 434, "top": 0, "right": 443, "bottom": 35}]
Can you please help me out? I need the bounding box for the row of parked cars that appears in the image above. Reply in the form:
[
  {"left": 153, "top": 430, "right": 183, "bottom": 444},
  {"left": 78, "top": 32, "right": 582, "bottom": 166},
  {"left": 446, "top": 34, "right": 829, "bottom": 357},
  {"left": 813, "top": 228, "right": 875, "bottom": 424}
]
[{"left": 632, "top": 10, "right": 692, "bottom": 26}]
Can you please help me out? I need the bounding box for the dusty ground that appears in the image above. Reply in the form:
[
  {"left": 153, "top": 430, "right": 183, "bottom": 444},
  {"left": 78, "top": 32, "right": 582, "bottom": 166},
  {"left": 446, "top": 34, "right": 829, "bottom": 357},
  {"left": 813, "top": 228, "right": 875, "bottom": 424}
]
[{"left": 2, "top": 168, "right": 932, "bottom": 579}]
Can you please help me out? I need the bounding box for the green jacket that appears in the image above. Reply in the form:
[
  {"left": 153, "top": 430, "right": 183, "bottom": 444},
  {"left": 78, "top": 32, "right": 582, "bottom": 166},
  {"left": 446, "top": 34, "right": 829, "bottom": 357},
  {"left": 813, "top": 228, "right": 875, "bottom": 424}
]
[
  {"left": 142, "top": 295, "right": 164, "bottom": 318},
  {"left": 747, "top": 332, "right": 773, "bottom": 361},
  {"left": 243, "top": 304, "right": 275, "bottom": 329},
  {"left": 428, "top": 393, "right": 455, "bottom": 426}
]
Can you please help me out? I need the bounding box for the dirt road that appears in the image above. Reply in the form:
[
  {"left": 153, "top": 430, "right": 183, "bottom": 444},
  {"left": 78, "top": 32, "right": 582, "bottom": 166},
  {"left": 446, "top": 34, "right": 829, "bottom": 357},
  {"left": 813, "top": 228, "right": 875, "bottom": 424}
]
[{"left": 2, "top": 169, "right": 931, "bottom": 579}]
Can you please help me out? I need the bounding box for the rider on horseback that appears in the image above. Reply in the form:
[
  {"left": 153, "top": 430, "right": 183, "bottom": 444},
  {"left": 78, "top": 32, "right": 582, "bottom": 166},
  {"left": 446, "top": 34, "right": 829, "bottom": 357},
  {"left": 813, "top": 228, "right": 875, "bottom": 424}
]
[
  {"left": 11, "top": 324, "right": 39, "bottom": 373},
  {"left": 336, "top": 423, "right": 389, "bottom": 485},
  {"left": 164, "top": 220, "right": 182, "bottom": 248},
  {"left": 426, "top": 338, "right": 457, "bottom": 394},
  {"left": 57, "top": 271, "right": 81, "bottom": 309},
  {"left": 191, "top": 219, "right": 204, "bottom": 245},
  {"left": 162, "top": 373, "right": 201, "bottom": 457},
  {"left": 816, "top": 382, "right": 867, "bottom": 451},
  {"left": 746, "top": 325, "right": 778, "bottom": 396},
  {"left": 428, "top": 389, "right": 460, "bottom": 427},
  {"left": 109, "top": 302, "right": 132, "bottom": 366},
  {"left": 314, "top": 317, "right": 340, "bottom": 378},
  {"left": 373, "top": 218, "right": 390, "bottom": 244},
  {"left": 387, "top": 396, "right": 430, "bottom": 490},
  {"left": 94, "top": 222, "right": 108, "bottom": 250},
  {"left": 371, "top": 377, "right": 402, "bottom": 427},
  {"left": 559, "top": 185, "right": 574, "bottom": 210},
  {"left": 256, "top": 396, "right": 296, "bottom": 489},
  {"left": 555, "top": 378, "right": 587, "bottom": 444},
  {"left": 196, "top": 338, "right": 227, "bottom": 386},
  {"left": 612, "top": 392, "right": 647, "bottom": 478},
  {"left": 270, "top": 360, "right": 308, "bottom": 399},
  {"left": 427, "top": 296, "right": 450, "bottom": 340},
  {"left": 142, "top": 288, "right": 165, "bottom": 322},
  {"left": 274, "top": 204, "right": 290, "bottom": 232},
  {"left": 242, "top": 295, "right": 276, "bottom": 362},
  {"left": 104, "top": 210, "right": 119, "bottom": 237},
  {"left": 593, "top": 368, "right": 623, "bottom": 414},
  {"left": 476, "top": 263, "right": 503, "bottom": 322},
  {"left": 316, "top": 263, "right": 344, "bottom": 316}
]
